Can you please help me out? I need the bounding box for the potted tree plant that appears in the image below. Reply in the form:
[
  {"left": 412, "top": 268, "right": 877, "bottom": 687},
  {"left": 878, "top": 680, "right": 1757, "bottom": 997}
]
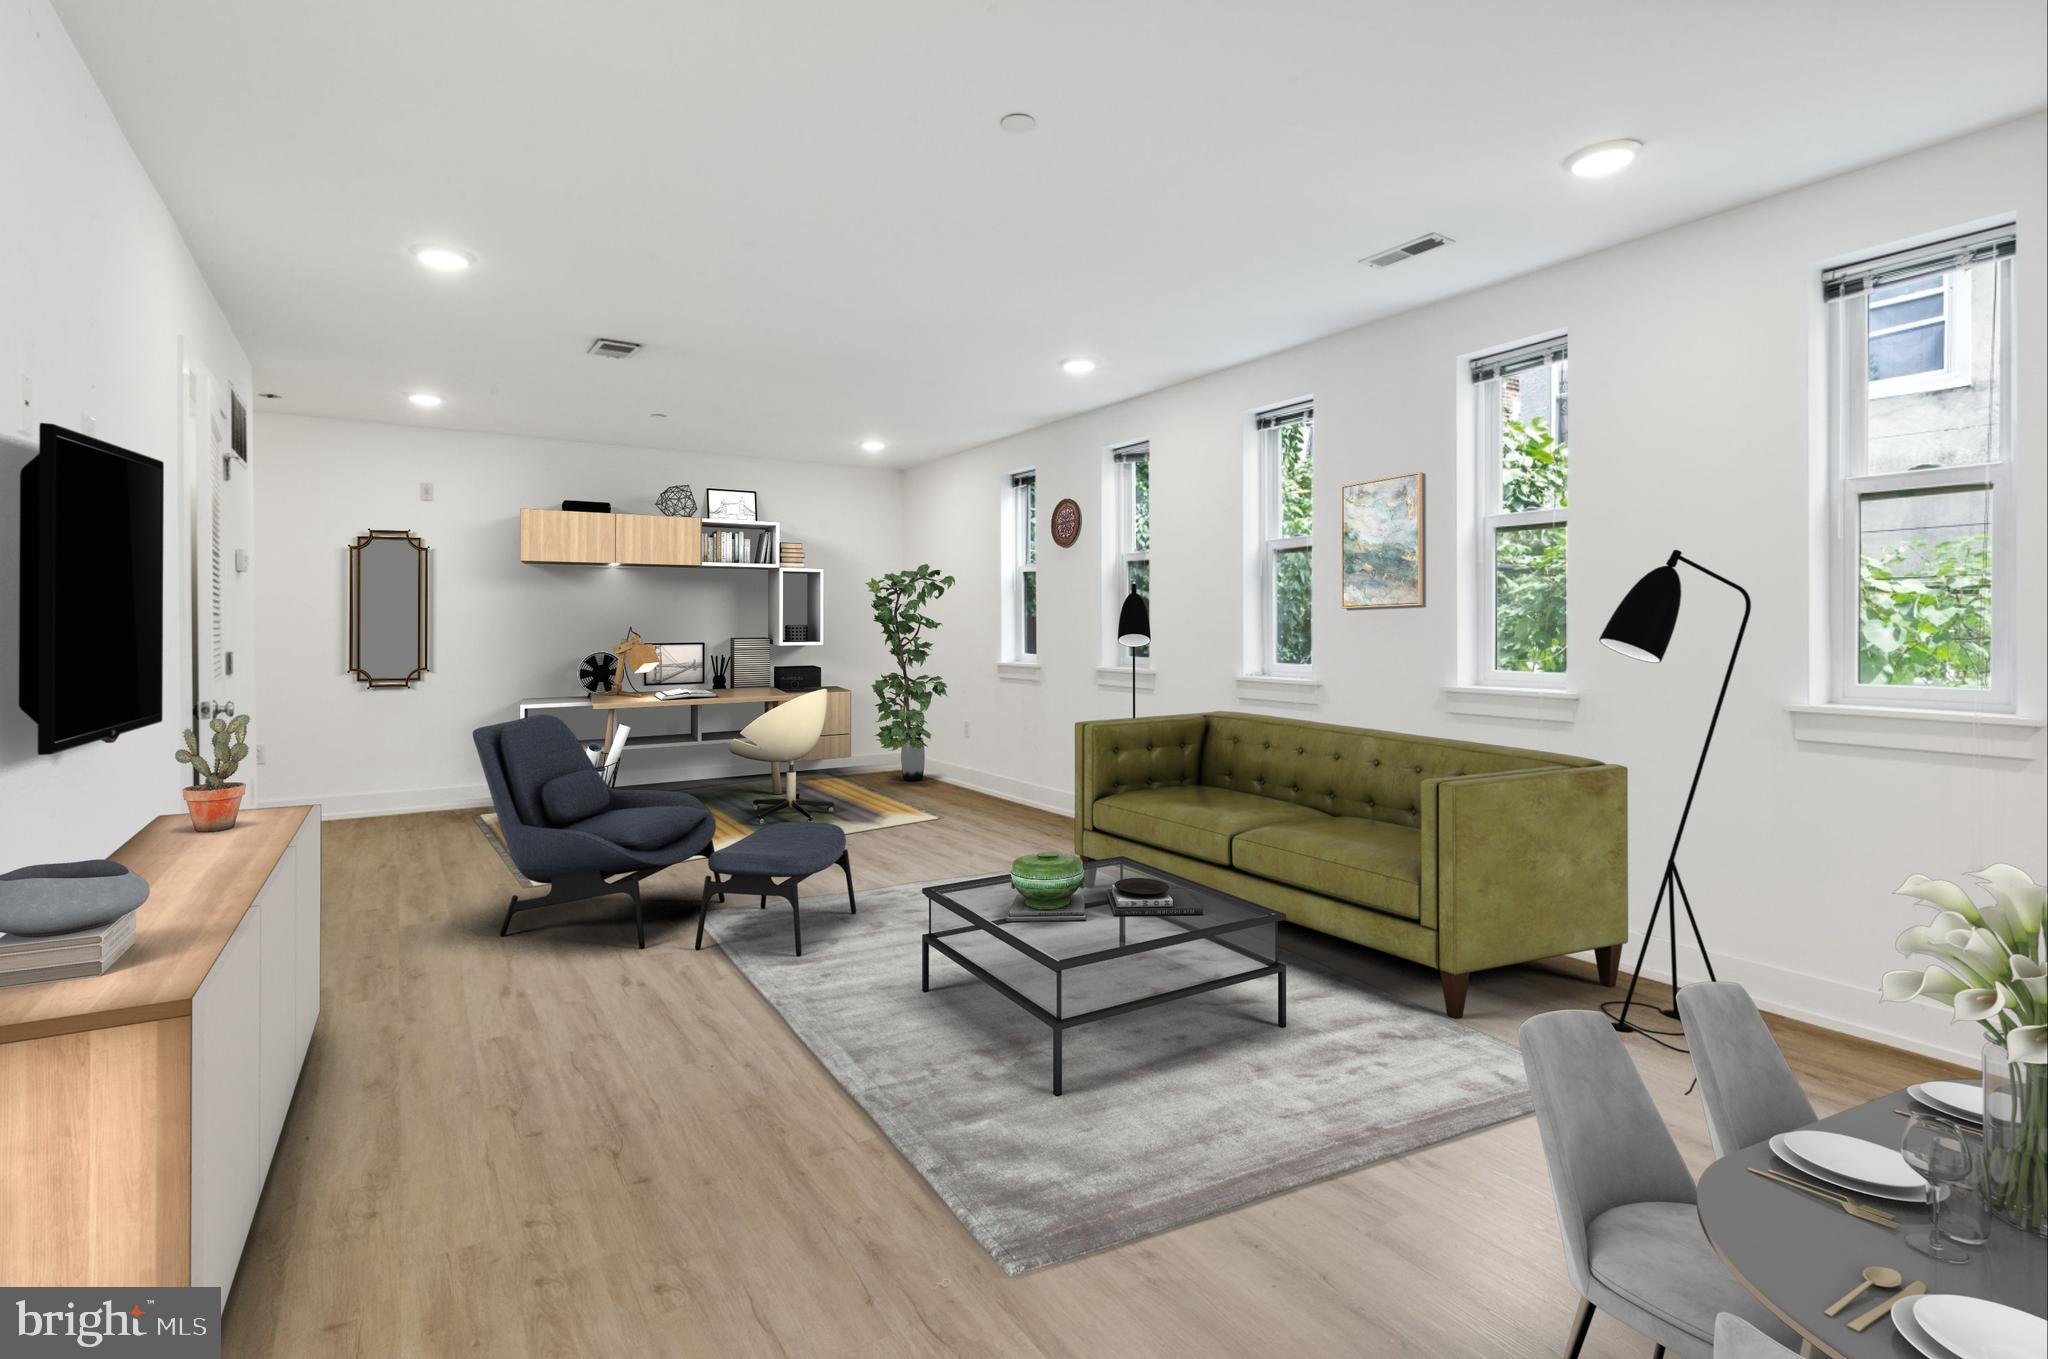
[
  {"left": 868, "top": 564, "right": 953, "bottom": 780},
  {"left": 175, "top": 712, "right": 252, "bottom": 832}
]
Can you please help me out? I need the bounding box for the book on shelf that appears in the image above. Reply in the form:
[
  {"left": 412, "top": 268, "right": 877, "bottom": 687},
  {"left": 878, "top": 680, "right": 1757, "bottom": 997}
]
[{"left": 0, "top": 908, "right": 138, "bottom": 987}]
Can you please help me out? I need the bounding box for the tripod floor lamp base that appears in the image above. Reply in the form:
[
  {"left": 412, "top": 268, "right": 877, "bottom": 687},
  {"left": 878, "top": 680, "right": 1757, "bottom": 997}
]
[{"left": 1612, "top": 859, "right": 1717, "bottom": 1031}]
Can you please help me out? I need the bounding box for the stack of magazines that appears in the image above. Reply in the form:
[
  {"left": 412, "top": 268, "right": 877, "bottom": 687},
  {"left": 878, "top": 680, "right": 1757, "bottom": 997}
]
[{"left": 0, "top": 910, "right": 139, "bottom": 988}]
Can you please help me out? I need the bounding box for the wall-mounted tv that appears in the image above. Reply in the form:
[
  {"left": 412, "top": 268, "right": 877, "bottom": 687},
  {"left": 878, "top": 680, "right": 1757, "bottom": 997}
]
[{"left": 19, "top": 424, "right": 164, "bottom": 754}]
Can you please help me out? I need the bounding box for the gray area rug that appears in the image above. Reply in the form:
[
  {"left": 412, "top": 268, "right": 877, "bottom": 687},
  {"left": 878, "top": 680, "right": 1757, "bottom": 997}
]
[{"left": 701, "top": 880, "right": 1533, "bottom": 1274}]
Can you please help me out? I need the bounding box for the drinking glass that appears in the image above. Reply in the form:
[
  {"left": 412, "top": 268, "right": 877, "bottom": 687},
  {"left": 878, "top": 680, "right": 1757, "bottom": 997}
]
[{"left": 1901, "top": 1112, "right": 1976, "bottom": 1263}]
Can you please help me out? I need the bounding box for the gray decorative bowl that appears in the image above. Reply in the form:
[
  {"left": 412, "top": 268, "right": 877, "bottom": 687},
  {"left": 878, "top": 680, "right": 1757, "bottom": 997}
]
[{"left": 0, "top": 861, "right": 151, "bottom": 936}]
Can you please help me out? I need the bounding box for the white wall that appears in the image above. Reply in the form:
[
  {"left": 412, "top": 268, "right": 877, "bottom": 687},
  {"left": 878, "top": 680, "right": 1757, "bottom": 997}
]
[
  {"left": 904, "top": 114, "right": 2048, "bottom": 1062},
  {"left": 0, "top": 1, "right": 251, "bottom": 869},
  {"left": 252, "top": 414, "right": 907, "bottom": 815}
]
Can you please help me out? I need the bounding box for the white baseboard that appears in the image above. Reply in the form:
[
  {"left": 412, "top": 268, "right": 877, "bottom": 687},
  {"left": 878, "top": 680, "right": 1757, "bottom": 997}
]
[
  {"left": 1614, "top": 938, "right": 1980, "bottom": 1066},
  {"left": 923, "top": 756, "right": 1074, "bottom": 817}
]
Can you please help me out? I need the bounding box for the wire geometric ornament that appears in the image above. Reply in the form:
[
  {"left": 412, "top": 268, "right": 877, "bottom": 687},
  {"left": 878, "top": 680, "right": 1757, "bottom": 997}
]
[{"left": 656, "top": 484, "right": 697, "bottom": 517}]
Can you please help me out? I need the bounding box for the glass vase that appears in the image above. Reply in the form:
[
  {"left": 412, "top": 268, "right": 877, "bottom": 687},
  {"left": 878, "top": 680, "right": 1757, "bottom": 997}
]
[{"left": 1981, "top": 1040, "right": 2048, "bottom": 1236}]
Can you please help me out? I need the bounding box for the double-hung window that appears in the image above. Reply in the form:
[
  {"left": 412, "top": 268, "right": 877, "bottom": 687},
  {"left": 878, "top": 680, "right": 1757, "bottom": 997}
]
[
  {"left": 1113, "top": 441, "right": 1150, "bottom": 661},
  {"left": 1007, "top": 469, "right": 1037, "bottom": 661},
  {"left": 1470, "top": 338, "right": 1569, "bottom": 685},
  {"left": 1825, "top": 226, "right": 2014, "bottom": 709},
  {"left": 1254, "top": 402, "right": 1314, "bottom": 675}
]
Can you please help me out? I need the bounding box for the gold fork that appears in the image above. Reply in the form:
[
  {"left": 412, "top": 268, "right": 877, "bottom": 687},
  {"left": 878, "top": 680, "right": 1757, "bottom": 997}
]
[{"left": 1745, "top": 1167, "right": 1900, "bottom": 1228}]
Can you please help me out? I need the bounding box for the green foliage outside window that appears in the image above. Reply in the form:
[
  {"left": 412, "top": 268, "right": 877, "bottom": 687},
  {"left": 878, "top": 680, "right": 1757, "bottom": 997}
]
[
  {"left": 1274, "top": 421, "right": 1313, "bottom": 664},
  {"left": 1493, "top": 413, "right": 1568, "bottom": 673},
  {"left": 1859, "top": 534, "right": 1993, "bottom": 688}
]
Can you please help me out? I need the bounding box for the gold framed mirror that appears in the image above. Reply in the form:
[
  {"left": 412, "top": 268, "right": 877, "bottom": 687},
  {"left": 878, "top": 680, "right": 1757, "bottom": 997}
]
[{"left": 347, "top": 530, "right": 430, "bottom": 687}]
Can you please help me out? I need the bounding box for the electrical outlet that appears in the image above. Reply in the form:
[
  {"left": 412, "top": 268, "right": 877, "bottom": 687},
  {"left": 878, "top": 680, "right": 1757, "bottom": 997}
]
[
  {"left": 254, "top": 744, "right": 266, "bottom": 766},
  {"left": 963, "top": 721, "right": 971, "bottom": 738},
  {"left": 419, "top": 481, "right": 434, "bottom": 501}
]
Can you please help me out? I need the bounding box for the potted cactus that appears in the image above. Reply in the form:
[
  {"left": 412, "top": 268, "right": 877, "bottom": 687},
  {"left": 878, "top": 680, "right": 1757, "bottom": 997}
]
[{"left": 175, "top": 713, "right": 252, "bottom": 832}]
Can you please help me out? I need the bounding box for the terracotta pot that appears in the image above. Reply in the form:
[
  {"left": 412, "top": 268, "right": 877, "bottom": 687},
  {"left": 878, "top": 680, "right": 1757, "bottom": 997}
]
[{"left": 182, "top": 783, "right": 246, "bottom": 833}]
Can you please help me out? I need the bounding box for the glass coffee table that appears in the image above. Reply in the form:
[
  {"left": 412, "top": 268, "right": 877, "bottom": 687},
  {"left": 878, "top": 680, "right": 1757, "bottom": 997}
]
[{"left": 922, "top": 858, "right": 1286, "bottom": 1095}]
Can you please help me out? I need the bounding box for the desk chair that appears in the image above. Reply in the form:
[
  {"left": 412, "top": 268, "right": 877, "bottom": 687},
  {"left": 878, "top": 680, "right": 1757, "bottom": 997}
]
[{"left": 730, "top": 689, "right": 835, "bottom": 821}]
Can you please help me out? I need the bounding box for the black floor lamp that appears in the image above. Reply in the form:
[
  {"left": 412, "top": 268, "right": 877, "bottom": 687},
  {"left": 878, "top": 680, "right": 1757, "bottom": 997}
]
[
  {"left": 1599, "top": 549, "right": 1750, "bottom": 1034},
  {"left": 1116, "top": 588, "right": 1151, "bottom": 719}
]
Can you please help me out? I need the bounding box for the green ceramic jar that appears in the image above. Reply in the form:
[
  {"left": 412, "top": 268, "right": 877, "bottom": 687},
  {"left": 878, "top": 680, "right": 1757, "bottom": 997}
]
[{"left": 1010, "top": 851, "right": 1085, "bottom": 909}]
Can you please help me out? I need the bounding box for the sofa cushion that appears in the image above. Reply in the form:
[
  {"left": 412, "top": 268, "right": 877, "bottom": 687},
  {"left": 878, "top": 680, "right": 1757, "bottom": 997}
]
[
  {"left": 1091, "top": 786, "right": 1327, "bottom": 866},
  {"left": 1231, "top": 817, "right": 1423, "bottom": 920},
  {"left": 540, "top": 768, "right": 612, "bottom": 826},
  {"left": 561, "top": 804, "right": 706, "bottom": 852}
]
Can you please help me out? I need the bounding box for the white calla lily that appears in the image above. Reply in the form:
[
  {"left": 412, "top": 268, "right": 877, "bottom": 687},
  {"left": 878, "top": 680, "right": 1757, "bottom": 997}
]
[
  {"left": 1954, "top": 984, "right": 2017, "bottom": 1025},
  {"left": 1880, "top": 966, "right": 1972, "bottom": 1009},
  {"left": 1896, "top": 873, "right": 1982, "bottom": 925},
  {"left": 1949, "top": 927, "right": 2013, "bottom": 982},
  {"left": 2010, "top": 954, "right": 2048, "bottom": 1006},
  {"left": 2008, "top": 1025, "right": 2046, "bottom": 1064},
  {"left": 1972, "top": 863, "right": 2046, "bottom": 940},
  {"left": 1895, "top": 922, "right": 1995, "bottom": 987}
]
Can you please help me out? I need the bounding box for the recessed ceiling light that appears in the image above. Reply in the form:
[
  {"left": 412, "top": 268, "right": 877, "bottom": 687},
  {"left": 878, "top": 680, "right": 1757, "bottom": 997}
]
[
  {"left": 410, "top": 244, "right": 473, "bottom": 272},
  {"left": 1060, "top": 357, "right": 1097, "bottom": 376},
  {"left": 860, "top": 438, "right": 886, "bottom": 454},
  {"left": 999, "top": 112, "right": 1037, "bottom": 133},
  {"left": 1564, "top": 139, "right": 1642, "bottom": 179},
  {"left": 407, "top": 392, "right": 443, "bottom": 408}
]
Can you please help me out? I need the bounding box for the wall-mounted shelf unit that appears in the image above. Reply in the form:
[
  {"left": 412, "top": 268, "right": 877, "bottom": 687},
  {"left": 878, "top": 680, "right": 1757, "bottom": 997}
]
[
  {"left": 700, "top": 519, "right": 780, "bottom": 568},
  {"left": 776, "top": 567, "right": 824, "bottom": 646},
  {"left": 520, "top": 508, "right": 705, "bottom": 566}
]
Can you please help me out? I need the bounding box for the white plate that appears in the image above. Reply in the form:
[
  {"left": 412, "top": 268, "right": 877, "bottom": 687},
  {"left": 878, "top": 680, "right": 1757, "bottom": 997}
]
[
  {"left": 1910, "top": 1080, "right": 1986, "bottom": 1122},
  {"left": 1915, "top": 1294, "right": 2048, "bottom": 1359},
  {"left": 1782, "top": 1129, "right": 1929, "bottom": 1193},
  {"left": 1767, "top": 1133, "right": 1928, "bottom": 1203},
  {"left": 1894, "top": 1295, "right": 1963, "bottom": 1359}
]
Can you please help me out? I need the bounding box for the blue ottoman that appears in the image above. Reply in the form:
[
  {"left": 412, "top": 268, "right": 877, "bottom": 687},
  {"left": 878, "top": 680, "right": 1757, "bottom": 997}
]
[{"left": 695, "top": 822, "right": 854, "bottom": 956}]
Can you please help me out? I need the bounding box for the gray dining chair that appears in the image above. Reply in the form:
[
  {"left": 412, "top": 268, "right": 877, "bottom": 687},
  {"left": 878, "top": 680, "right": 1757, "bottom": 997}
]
[
  {"left": 1521, "top": 1009, "right": 1800, "bottom": 1359},
  {"left": 1678, "top": 982, "right": 1816, "bottom": 1157},
  {"left": 1713, "top": 1314, "right": 1799, "bottom": 1357}
]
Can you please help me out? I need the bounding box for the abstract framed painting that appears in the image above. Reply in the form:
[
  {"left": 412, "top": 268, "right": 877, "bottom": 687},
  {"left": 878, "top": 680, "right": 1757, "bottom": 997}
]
[{"left": 1341, "top": 473, "right": 1425, "bottom": 609}]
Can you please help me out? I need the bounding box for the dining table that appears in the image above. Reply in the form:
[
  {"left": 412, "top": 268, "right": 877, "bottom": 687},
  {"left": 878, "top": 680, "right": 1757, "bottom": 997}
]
[{"left": 1697, "top": 1092, "right": 2048, "bottom": 1358}]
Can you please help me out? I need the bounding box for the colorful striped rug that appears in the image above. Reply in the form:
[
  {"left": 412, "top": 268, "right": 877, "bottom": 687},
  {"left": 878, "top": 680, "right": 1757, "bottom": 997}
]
[{"left": 475, "top": 774, "right": 936, "bottom": 884}]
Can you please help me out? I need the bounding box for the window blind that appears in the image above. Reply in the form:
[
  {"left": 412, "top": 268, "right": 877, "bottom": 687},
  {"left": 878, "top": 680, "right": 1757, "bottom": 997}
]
[
  {"left": 1009, "top": 470, "right": 1036, "bottom": 487},
  {"left": 1111, "top": 441, "right": 1149, "bottom": 464},
  {"left": 1255, "top": 402, "right": 1312, "bottom": 430},
  {"left": 1822, "top": 225, "right": 2015, "bottom": 300},
  {"left": 1470, "top": 337, "right": 1568, "bottom": 383}
]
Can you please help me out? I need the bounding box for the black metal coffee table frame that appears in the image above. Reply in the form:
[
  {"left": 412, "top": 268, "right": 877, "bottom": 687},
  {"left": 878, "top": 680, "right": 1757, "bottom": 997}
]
[{"left": 921, "top": 858, "right": 1285, "bottom": 1095}]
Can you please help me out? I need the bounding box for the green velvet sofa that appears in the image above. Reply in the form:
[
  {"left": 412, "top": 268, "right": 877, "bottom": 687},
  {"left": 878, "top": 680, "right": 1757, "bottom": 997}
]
[{"left": 1074, "top": 712, "right": 1627, "bottom": 1017}]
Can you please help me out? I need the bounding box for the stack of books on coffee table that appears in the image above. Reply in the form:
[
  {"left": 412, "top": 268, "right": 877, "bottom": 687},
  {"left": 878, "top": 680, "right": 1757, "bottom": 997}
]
[
  {"left": 1111, "top": 877, "right": 1202, "bottom": 917},
  {"left": 1000, "top": 894, "right": 1089, "bottom": 923},
  {"left": 0, "top": 910, "right": 139, "bottom": 988}
]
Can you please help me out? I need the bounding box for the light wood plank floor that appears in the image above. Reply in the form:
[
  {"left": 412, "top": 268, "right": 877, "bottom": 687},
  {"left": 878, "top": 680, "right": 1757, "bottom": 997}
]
[{"left": 226, "top": 775, "right": 1962, "bottom": 1358}]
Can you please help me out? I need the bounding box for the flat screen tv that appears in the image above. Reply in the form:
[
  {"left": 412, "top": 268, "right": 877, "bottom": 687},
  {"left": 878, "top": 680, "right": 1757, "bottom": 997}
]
[{"left": 19, "top": 423, "right": 164, "bottom": 754}]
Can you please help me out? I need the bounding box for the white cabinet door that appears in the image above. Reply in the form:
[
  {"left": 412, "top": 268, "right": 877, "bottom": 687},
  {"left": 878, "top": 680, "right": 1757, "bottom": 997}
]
[
  {"left": 256, "top": 846, "right": 298, "bottom": 1181},
  {"left": 295, "top": 812, "right": 321, "bottom": 1059},
  {"left": 191, "top": 909, "right": 261, "bottom": 1299}
]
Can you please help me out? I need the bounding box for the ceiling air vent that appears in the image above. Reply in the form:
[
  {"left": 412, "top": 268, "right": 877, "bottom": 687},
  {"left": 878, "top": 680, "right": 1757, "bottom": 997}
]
[
  {"left": 1360, "top": 233, "right": 1453, "bottom": 269},
  {"left": 587, "top": 337, "right": 643, "bottom": 358}
]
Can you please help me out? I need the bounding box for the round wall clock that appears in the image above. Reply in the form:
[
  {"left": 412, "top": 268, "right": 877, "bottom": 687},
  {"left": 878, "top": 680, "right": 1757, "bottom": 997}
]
[{"left": 1049, "top": 497, "right": 1083, "bottom": 548}]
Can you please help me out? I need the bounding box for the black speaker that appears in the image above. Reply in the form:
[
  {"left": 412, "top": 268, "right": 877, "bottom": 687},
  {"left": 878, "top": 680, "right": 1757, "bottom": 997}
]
[
  {"left": 560, "top": 499, "right": 612, "bottom": 513},
  {"left": 774, "top": 665, "right": 822, "bottom": 692}
]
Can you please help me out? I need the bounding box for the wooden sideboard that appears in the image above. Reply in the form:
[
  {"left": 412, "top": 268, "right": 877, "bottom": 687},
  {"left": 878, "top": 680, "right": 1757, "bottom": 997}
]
[{"left": 0, "top": 806, "right": 321, "bottom": 1296}]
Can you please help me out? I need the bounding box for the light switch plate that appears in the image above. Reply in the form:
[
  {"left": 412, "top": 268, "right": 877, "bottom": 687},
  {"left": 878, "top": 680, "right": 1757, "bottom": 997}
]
[{"left": 419, "top": 482, "right": 434, "bottom": 501}]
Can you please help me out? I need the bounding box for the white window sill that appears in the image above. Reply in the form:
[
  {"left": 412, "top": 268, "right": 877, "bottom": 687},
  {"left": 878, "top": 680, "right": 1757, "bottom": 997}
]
[
  {"left": 1095, "top": 665, "right": 1156, "bottom": 692},
  {"left": 996, "top": 661, "right": 1042, "bottom": 683},
  {"left": 1234, "top": 673, "right": 1323, "bottom": 706},
  {"left": 1442, "top": 685, "right": 1581, "bottom": 724},
  {"left": 1786, "top": 703, "right": 2042, "bottom": 761}
]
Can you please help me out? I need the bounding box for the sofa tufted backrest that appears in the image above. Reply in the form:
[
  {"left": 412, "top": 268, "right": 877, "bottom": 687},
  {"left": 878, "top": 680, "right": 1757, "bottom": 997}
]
[
  {"left": 1197, "top": 712, "right": 1579, "bottom": 827},
  {"left": 1080, "top": 715, "right": 1209, "bottom": 805}
]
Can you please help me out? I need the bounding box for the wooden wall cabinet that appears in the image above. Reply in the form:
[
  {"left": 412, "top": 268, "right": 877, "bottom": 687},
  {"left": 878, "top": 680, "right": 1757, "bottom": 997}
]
[
  {"left": 614, "top": 513, "right": 703, "bottom": 566},
  {"left": 520, "top": 508, "right": 616, "bottom": 563},
  {"left": 809, "top": 687, "right": 853, "bottom": 761},
  {"left": 0, "top": 808, "right": 322, "bottom": 1300}
]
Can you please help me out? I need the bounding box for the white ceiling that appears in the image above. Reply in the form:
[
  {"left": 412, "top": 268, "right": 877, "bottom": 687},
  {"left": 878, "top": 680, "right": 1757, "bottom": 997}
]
[{"left": 54, "top": 0, "right": 2048, "bottom": 466}]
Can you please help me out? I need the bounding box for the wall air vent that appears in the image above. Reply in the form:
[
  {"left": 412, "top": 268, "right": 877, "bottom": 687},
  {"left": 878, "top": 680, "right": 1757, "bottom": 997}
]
[
  {"left": 1360, "top": 233, "right": 1453, "bottom": 269},
  {"left": 587, "top": 337, "right": 643, "bottom": 358}
]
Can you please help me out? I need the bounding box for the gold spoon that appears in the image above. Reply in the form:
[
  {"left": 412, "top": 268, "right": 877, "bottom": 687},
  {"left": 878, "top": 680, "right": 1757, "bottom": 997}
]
[{"left": 1825, "top": 1265, "right": 1903, "bottom": 1317}]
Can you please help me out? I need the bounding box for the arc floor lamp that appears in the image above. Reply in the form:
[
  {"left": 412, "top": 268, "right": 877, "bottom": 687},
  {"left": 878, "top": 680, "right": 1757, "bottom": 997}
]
[
  {"left": 1116, "top": 588, "right": 1151, "bottom": 718},
  {"left": 1600, "top": 549, "right": 1751, "bottom": 1034}
]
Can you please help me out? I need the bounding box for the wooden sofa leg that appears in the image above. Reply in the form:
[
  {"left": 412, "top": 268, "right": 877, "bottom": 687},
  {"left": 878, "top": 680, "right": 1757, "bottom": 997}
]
[
  {"left": 1595, "top": 944, "right": 1620, "bottom": 988},
  {"left": 1440, "top": 971, "right": 1470, "bottom": 1019}
]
